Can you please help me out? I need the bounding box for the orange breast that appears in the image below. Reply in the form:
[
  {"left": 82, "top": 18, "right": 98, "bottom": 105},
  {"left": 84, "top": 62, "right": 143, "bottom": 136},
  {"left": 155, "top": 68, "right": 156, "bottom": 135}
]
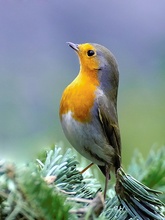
[{"left": 60, "top": 71, "right": 99, "bottom": 122}]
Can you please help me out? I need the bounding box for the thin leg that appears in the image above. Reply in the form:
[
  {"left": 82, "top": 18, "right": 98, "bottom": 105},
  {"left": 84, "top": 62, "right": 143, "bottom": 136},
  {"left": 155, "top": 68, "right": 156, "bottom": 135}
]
[
  {"left": 80, "top": 162, "right": 94, "bottom": 174},
  {"left": 104, "top": 165, "right": 110, "bottom": 199}
]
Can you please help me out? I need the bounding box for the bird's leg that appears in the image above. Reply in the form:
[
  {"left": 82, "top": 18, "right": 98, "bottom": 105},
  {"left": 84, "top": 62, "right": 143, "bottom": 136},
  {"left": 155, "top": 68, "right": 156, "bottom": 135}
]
[
  {"left": 104, "top": 164, "right": 111, "bottom": 199},
  {"left": 80, "top": 162, "right": 94, "bottom": 174}
]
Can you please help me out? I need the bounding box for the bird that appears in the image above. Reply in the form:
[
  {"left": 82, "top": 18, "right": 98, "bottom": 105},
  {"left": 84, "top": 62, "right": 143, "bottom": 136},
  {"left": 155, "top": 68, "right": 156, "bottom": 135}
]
[
  {"left": 59, "top": 42, "right": 121, "bottom": 198},
  {"left": 59, "top": 42, "right": 164, "bottom": 219}
]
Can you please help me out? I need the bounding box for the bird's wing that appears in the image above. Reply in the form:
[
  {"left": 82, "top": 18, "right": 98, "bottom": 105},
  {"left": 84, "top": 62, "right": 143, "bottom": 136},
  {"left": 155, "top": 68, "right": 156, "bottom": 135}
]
[{"left": 97, "top": 94, "right": 121, "bottom": 171}]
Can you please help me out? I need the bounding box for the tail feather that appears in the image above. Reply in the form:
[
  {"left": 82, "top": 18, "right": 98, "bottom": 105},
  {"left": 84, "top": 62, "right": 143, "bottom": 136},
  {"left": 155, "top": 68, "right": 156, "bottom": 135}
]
[{"left": 115, "top": 168, "right": 164, "bottom": 220}]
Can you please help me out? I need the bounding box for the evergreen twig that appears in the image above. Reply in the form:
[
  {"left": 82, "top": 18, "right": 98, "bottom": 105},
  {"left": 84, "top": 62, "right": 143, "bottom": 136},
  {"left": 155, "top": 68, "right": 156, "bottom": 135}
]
[{"left": 0, "top": 146, "right": 164, "bottom": 219}]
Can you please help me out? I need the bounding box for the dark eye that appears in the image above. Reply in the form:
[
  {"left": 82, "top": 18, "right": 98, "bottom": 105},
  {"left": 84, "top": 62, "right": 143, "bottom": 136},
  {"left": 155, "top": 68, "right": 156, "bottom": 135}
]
[{"left": 87, "top": 50, "right": 95, "bottom": 56}]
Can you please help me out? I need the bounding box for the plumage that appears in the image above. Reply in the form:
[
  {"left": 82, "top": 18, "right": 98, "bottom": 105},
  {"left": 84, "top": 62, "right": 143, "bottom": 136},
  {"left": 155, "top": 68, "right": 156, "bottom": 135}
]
[
  {"left": 59, "top": 42, "right": 121, "bottom": 178},
  {"left": 59, "top": 42, "right": 165, "bottom": 219},
  {"left": 60, "top": 71, "right": 99, "bottom": 122}
]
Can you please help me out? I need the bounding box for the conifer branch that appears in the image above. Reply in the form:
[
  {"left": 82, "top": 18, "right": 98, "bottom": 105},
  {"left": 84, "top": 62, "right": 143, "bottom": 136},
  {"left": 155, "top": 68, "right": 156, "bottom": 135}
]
[{"left": 0, "top": 146, "right": 164, "bottom": 219}]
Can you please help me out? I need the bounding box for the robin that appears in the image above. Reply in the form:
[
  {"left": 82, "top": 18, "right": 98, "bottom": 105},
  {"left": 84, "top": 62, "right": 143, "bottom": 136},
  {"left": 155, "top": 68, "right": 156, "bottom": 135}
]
[
  {"left": 59, "top": 42, "right": 164, "bottom": 219},
  {"left": 59, "top": 42, "right": 121, "bottom": 198}
]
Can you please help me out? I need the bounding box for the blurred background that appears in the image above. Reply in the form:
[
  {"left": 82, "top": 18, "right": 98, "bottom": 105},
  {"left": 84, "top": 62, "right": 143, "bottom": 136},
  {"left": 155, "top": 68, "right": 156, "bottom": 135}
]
[{"left": 0, "top": 1, "right": 164, "bottom": 169}]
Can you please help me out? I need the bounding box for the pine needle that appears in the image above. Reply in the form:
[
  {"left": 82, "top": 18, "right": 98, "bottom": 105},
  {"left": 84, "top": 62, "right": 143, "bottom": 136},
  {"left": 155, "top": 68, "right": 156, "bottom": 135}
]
[{"left": 0, "top": 146, "right": 164, "bottom": 219}]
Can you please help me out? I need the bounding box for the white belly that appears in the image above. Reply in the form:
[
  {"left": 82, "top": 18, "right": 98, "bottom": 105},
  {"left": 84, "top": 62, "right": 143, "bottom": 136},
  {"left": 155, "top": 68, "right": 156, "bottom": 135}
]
[{"left": 61, "top": 111, "right": 115, "bottom": 166}]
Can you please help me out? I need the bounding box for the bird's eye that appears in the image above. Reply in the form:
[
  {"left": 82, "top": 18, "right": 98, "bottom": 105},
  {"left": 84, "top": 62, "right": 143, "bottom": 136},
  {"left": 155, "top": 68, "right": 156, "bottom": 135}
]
[{"left": 87, "top": 50, "right": 95, "bottom": 56}]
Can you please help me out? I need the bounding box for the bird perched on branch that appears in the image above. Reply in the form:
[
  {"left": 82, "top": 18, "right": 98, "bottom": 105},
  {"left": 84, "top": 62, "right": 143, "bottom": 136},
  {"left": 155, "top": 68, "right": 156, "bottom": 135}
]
[{"left": 59, "top": 42, "right": 164, "bottom": 219}]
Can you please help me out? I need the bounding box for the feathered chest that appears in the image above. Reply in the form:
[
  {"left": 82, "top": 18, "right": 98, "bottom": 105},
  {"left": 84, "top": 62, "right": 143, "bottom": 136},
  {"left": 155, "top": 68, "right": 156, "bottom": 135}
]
[{"left": 59, "top": 75, "right": 99, "bottom": 122}]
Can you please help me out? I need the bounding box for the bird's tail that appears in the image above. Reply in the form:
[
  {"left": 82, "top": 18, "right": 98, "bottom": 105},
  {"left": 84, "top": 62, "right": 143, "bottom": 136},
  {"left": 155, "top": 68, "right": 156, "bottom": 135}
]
[{"left": 115, "top": 168, "right": 164, "bottom": 220}]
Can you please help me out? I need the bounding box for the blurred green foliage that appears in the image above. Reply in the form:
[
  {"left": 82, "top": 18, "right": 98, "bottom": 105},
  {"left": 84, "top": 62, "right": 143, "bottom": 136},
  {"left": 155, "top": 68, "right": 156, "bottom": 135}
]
[
  {"left": 0, "top": 1, "right": 164, "bottom": 167},
  {"left": 0, "top": 146, "right": 164, "bottom": 219}
]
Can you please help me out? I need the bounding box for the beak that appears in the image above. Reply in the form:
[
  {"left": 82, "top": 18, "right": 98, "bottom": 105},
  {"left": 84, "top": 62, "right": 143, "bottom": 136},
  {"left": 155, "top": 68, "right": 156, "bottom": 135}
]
[{"left": 67, "top": 42, "right": 79, "bottom": 52}]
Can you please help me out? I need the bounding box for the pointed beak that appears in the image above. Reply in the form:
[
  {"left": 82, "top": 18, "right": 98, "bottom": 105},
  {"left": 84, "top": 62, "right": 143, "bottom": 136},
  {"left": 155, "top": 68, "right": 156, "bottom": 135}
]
[{"left": 67, "top": 42, "right": 79, "bottom": 52}]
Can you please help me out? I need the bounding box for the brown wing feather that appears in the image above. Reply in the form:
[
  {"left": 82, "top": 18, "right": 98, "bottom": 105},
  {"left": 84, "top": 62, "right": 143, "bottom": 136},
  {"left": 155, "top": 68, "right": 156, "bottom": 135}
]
[{"left": 97, "top": 96, "right": 121, "bottom": 173}]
